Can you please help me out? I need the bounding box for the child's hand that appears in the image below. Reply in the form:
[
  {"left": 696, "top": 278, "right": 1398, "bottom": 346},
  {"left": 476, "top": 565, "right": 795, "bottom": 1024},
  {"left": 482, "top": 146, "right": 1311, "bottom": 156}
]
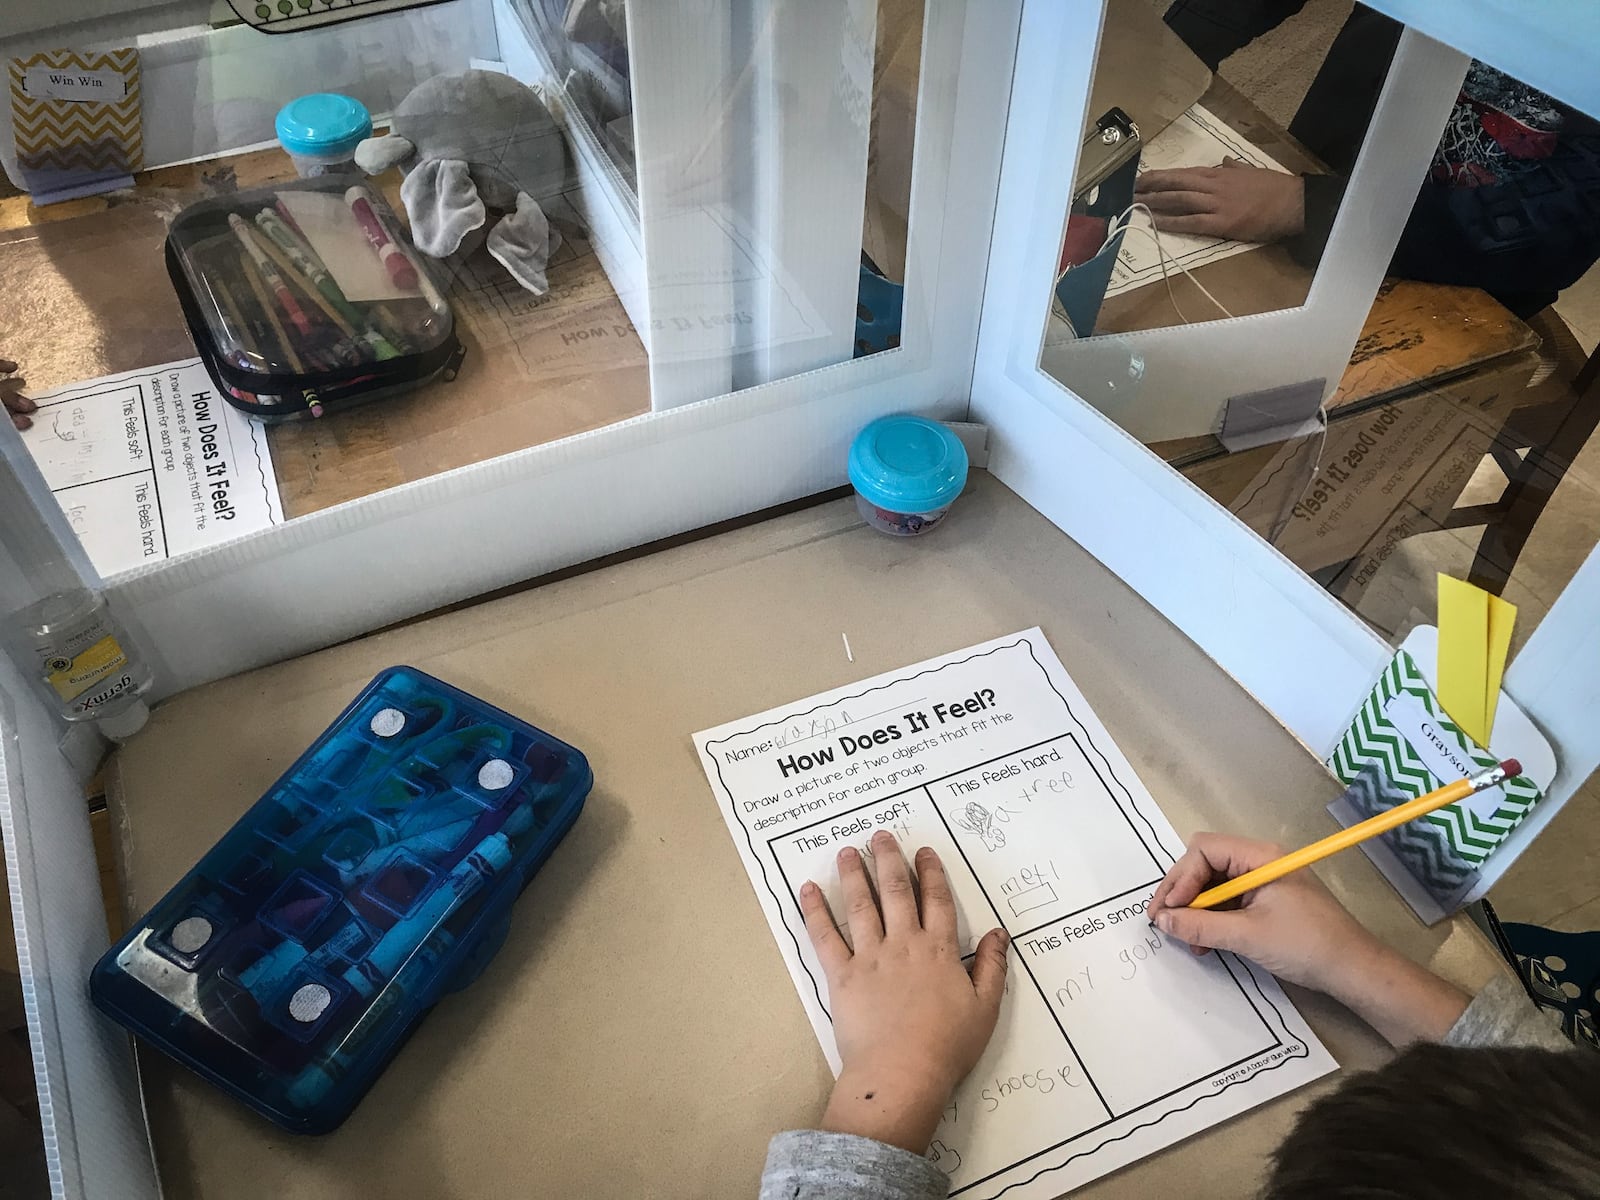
[
  {"left": 1148, "top": 832, "right": 1381, "bottom": 997},
  {"left": 801, "top": 832, "right": 1008, "bottom": 1154},
  {"left": 2, "top": 360, "right": 37, "bottom": 431},
  {"left": 1150, "top": 832, "right": 1468, "bottom": 1045}
]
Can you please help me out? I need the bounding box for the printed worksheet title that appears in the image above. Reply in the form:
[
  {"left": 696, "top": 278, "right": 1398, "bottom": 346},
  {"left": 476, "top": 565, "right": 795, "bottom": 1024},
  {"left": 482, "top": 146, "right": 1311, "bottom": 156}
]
[
  {"left": 756, "top": 689, "right": 999, "bottom": 779},
  {"left": 190, "top": 391, "right": 238, "bottom": 522}
]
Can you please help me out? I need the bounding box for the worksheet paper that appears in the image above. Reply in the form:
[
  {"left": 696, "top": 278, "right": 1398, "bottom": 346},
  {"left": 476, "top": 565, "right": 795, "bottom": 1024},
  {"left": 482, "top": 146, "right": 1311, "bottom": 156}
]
[
  {"left": 695, "top": 630, "right": 1336, "bottom": 1198},
  {"left": 21, "top": 360, "right": 283, "bottom": 577},
  {"left": 1107, "top": 103, "right": 1292, "bottom": 298}
]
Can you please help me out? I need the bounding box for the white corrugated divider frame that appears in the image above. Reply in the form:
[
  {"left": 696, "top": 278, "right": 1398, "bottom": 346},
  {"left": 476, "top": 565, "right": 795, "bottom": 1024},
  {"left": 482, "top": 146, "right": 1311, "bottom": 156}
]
[
  {"left": 496, "top": 0, "right": 649, "bottom": 344},
  {"left": 972, "top": 0, "right": 1600, "bottom": 900},
  {"left": 2, "top": 658, "right": 160, "bottom": 1199},
  {"left": 1361, "top": 0, "right": 1600, "bottom": 118}
]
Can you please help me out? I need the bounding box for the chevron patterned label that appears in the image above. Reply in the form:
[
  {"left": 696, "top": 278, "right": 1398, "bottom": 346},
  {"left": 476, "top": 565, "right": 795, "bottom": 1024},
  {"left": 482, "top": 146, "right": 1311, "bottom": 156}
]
[
  {"left": 1327, "top": 649, "right": 1542, "bottom": 902},
  {"left": 8, "top": 48, "right": 143, "bottom": 186}
]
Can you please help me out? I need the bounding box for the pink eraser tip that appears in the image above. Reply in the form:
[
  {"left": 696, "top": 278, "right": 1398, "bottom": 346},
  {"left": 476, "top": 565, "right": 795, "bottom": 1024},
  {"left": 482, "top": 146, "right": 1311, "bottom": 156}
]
[
  {"left": 389, "top": 259, "right": 419, "bottom": 289},
  {"left": 1499, "top": 758, "right": 1521, "bottom": 779}
]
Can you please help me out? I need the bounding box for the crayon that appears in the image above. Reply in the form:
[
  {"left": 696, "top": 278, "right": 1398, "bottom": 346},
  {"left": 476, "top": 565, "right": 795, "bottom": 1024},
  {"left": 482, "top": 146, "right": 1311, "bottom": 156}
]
[{"left": 353, "top": 829, "right": 515, "bottom": 989}]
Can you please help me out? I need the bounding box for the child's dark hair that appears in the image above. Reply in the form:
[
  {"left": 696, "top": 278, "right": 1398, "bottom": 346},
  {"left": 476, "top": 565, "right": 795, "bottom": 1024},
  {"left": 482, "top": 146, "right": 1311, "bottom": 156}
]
[{"left": 1264, "top": 1045, "right": 1596, "bottom": 1199}]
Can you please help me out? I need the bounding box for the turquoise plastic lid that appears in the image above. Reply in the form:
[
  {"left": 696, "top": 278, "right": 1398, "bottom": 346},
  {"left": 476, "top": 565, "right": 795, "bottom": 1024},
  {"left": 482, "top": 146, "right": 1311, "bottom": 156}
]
[
  {"left": 275, "top": 94, "right": 372, "bottom": 157},
  {"left": 848, "top": 415, "right": 969, "bottom": 513}
]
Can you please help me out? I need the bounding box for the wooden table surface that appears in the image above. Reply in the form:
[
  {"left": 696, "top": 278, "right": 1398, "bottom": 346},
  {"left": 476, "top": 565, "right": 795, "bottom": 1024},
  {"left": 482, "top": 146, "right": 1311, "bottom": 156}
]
[
  {"left": 0, "top": 147, "right": 650, "bottom": 519},
  {"left": 1149, "top": 278, "right": 1540, "bottom": 466}
]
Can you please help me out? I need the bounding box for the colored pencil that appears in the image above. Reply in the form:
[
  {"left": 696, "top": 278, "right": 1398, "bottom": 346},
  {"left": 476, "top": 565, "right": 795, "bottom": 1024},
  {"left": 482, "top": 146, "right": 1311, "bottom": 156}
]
[
  {"left": 243, "top": 253, "right": 304, "bottom": 374},
  {"left": 228, "top": 213, "right": 314, "bottom": 339},
  {"left": 245, "top": 220, "right": 400, "bottom": 362},
  {"left": 1187, "top": 759, "right": 1523, "bottom": 910}
]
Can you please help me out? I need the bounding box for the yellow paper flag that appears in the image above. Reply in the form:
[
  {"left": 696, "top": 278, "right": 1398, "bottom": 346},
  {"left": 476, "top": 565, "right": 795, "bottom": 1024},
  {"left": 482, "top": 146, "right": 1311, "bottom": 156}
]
[
  {"left": 1436, "top": 575, "right": 1515, "bottom": 747},
  {"left": 1484, "top": 592, "right": 1516, "bottom": 741}
]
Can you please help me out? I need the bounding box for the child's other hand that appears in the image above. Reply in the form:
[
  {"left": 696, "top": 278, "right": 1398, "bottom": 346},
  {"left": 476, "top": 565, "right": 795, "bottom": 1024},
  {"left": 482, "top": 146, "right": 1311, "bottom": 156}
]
[
  {"left": 802, "top": 832, "right": 1009, "bottom": 1154},
  {"left": 2, "top": 360, "right": 37, "bottom": 430},
  {"left": 1149, "top": 832, "right": 1468, "bottom": 1045}
]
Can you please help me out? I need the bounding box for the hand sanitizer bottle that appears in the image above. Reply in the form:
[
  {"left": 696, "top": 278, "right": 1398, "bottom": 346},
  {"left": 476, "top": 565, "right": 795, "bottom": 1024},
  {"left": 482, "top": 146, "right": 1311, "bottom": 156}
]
[
  {"left": 2, "top": 414, "right": 158, "bottom": 743},
  {"left": 9, "top": 589, "right": 152, "bottom": 740}
]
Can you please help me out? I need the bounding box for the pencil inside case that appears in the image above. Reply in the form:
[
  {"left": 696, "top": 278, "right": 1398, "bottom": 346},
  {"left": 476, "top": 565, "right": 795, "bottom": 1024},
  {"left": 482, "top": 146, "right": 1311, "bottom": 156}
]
[
  {"left": 89, "top": 666, "right": 592, "bottom": 1133},
  {"left": 166, "top": 179, "right": 464, "bottom": 422}
]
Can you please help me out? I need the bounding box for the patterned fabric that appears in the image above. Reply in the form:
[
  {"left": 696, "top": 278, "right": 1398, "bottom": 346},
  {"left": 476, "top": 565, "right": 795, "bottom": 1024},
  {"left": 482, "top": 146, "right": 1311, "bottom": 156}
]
[
  {"left": 1504, "top": 922, "right": 1600, "bottom": 1053},
  {"left": 1431, "top": 64, "right": 1565, "bottom": 188}
]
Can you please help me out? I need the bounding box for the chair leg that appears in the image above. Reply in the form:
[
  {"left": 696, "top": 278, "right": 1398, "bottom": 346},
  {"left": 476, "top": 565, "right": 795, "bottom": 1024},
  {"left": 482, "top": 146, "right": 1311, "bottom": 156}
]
[{"left": 1464, "top": 361, "right": 1600, "bottom": 591}]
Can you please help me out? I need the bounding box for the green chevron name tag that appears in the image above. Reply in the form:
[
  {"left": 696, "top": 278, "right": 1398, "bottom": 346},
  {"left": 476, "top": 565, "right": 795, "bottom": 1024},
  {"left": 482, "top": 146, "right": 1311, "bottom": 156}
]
[{"left": 1327, "top": 647, "right": 1543, "bottom": 907}]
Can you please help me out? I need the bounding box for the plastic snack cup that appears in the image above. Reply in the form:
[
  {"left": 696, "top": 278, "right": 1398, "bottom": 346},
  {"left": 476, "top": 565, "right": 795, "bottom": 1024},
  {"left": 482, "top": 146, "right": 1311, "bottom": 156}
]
[
  {"left": 275, "top": 94, "right": 373, "bottom": 178},
  {"left": 848, "top": 414, "right": 969, "bottom": 536}
]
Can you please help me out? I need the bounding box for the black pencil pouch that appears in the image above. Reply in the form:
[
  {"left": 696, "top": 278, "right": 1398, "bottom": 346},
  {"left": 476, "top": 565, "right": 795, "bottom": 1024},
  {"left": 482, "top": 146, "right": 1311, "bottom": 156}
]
[{"left": 166, "top": 178, "right": 464, "bottom": 422}]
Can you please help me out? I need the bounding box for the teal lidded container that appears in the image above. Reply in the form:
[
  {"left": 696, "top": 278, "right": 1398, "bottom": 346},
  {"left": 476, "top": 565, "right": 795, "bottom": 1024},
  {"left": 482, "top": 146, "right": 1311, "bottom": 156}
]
[
  {"left": 275, "top": 93, "right": 373, "bottom": 178},
  {"left": 848, "top": 414, "right": 969, "bottom": 536}
]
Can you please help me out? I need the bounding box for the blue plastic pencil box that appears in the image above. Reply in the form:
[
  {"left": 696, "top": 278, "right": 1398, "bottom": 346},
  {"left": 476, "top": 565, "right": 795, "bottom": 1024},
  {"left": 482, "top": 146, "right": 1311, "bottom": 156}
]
[{"left": 90, "top": 666, "right": 591, "bottom": 1134}]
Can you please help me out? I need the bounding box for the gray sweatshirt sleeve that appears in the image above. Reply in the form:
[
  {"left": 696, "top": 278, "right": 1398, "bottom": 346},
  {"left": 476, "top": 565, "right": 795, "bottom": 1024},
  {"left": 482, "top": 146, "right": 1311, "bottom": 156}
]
[
  {"left": 757, "top": 976, "right": 1568, "bottom": 1198},
  {"left": 758, "top": 1131, "right": 948, "bottom": 1200},
  {"left": 1443, "top": 973, "right": 1573, "bottom": 1051}
]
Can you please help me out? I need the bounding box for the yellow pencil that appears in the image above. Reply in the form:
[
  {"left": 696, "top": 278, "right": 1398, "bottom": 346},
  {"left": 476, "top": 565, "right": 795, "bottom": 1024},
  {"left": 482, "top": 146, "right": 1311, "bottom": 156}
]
[{"left": 1188, "top": 758, "right": 1522, "bottom": 910}]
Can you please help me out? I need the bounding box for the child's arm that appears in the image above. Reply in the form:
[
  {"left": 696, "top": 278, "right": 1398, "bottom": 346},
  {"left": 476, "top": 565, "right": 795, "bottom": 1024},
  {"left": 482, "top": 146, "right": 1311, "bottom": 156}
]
[{"left": 758, "top": 831, "right": 1008, "bottom": 1199}]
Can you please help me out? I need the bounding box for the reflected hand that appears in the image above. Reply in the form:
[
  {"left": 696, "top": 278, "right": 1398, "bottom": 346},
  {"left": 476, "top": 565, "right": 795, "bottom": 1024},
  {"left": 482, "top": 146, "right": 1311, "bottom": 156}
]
[
  {"left": 1134, "top": 159, "right": 1305, "bottom": 243},
  {"left": 2, "top": 359, "right": 36, "bottom": 430},
  {"left": 1149, "top": 832, "right": 1469, "bottom": 1045},
  {"left": 802, "top": 832, "right": 1009, "bottom": 1154}
]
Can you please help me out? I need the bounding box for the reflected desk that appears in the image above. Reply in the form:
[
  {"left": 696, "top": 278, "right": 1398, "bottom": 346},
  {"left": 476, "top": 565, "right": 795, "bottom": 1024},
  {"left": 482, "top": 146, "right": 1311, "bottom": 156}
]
[
  {"left": 0, "top": 147, "right": 650, "bottom": 519},
  {"left": 1149, "top": 280, "right": 1543, "bottom": 610},
  {"left": 106, "top": 472, "right": 1512, "bottom": 1200}
]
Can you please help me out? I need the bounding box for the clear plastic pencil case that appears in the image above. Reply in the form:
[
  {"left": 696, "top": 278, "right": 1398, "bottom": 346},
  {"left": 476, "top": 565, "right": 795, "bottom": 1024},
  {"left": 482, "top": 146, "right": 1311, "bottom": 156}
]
[
  {"left": 165, "top": 179, "right": 464, "bottom": 421},
  {"left": 90, "top": 666, "right": 591, "bottom": 1134}
]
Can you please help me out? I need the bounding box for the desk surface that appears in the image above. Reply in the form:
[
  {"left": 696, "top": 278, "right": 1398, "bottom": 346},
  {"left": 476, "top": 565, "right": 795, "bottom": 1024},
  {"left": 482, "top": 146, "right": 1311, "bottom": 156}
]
[
  {"left": 107, "top": 474, "right": 1509, "bottom": 1200},
  {"left": 0, "top": 147, "right": 650, "bottom": 519}
]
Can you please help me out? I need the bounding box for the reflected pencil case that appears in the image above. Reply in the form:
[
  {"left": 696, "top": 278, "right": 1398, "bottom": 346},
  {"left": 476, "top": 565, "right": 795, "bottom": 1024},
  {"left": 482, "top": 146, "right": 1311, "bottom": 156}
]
[
  {"left": 166, "top": 179, "right": 464, "bottom": 422},
  {"left": 90, "top": 666, "right": 591, "bottom": 1133}
]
